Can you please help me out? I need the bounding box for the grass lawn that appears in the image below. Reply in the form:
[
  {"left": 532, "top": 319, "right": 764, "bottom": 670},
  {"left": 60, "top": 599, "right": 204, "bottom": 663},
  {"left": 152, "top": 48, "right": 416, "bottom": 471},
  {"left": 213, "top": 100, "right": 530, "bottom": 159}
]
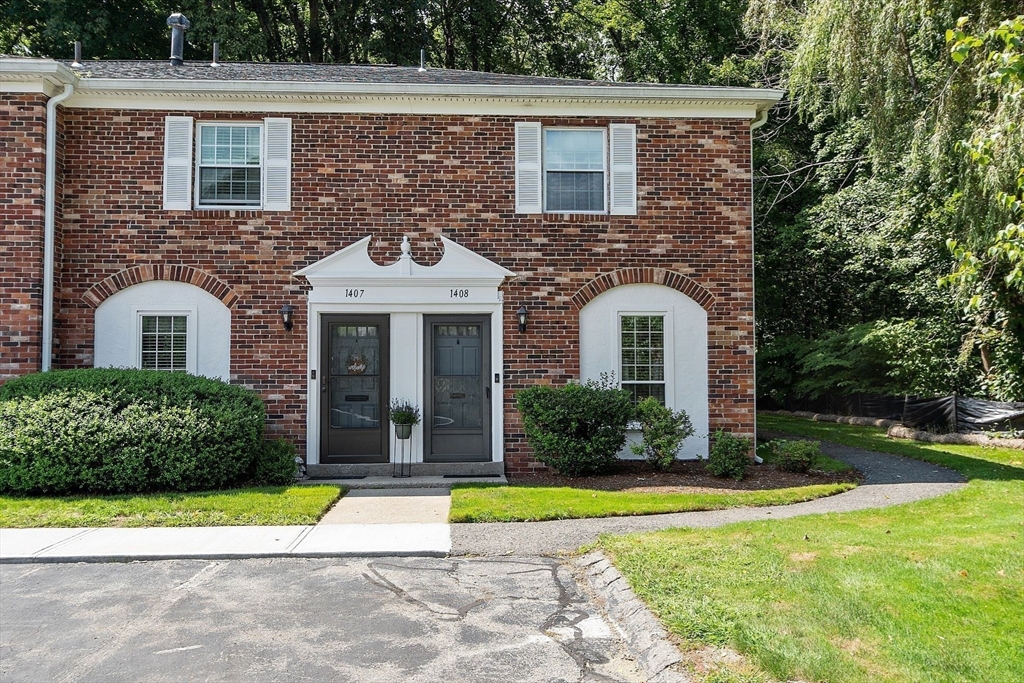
[
  {"left": 0, "top": 485, "right": 343, "bottom": 528},
  {"left": 601, "top": 415, "right": 1024, "bottom": 683},
  {"left": 449, "top": 482, "right": 855, "bottom": 523}
]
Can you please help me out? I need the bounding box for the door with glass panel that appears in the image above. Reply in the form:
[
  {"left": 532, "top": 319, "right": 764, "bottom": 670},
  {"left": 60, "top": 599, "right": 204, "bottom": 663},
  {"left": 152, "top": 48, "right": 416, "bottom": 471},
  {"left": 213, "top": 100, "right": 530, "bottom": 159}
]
[
  {"left": 320, "top": 315, "right": 389, "bottom": 463},
  {"left": 424, "top": 316, "right": 491, "bottom": 462}
]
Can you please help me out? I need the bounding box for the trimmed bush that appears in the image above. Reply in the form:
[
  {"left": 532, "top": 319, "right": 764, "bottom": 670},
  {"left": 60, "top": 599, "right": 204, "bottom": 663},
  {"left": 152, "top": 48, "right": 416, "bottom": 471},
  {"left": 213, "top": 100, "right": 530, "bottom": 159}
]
[
  {"left": 0, "top": 369, "right": 265, "bottom": 494},
  {"left": 516, "top": 375, "right": 634, "bottom": 476},
  {"left": 767, "top": 439, "right": 820, "bottom": 473},
  {"left": 630, "top": 397, "right": 695, "bottom": 470},
  {"left": 706, "top": 430, "right": 751, "bottom": 480},
  {"left": 250, "top": 439, "right": 299, "bottom": 485}
]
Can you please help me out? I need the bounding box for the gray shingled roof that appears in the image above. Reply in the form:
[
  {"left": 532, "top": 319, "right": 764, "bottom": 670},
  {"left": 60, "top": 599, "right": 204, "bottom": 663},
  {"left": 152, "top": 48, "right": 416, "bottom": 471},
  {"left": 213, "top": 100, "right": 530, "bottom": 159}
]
[{"left": 59, "top": 60, "right": 710, "bottom": 89}]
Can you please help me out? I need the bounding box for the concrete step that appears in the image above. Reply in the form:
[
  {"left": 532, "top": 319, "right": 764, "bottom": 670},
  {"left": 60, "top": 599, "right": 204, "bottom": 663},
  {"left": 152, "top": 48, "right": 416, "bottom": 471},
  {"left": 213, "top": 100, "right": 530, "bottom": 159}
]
[
  {"left": 300, "top": 475, "right": 506, "bottom": 489},
  {"left": 305, "top": 461, "right": 505, "bottom": 478}
]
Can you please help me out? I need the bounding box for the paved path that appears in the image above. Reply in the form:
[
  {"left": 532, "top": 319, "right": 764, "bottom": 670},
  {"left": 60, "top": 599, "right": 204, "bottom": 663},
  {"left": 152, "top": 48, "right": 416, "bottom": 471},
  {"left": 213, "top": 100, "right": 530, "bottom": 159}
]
[
  {"left": 0, "top": 557, "right": 645, "bottom": 683},
  {"left": 320, "top": 488, "right": 451, "bottom": 524},
  {"left": 450, "top": 442, "right": 966, "bottom": 556}
]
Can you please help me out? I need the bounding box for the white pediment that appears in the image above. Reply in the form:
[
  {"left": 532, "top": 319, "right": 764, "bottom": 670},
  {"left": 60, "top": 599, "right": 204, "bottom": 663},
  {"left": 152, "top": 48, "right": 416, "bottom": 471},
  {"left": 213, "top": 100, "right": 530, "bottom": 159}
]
[
  {"left": 295, "top": 235, "right": 515, "bottom": 306},
  {"left": 295, "top": 235, "right": 514, "bottom": 284}
]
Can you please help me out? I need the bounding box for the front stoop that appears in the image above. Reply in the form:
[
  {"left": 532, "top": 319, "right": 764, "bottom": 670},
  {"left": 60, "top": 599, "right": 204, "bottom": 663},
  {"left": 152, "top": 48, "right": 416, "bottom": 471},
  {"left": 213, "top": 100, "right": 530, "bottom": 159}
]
[{"left": 304, "top": 461, "right": 506, "bottom": 488}]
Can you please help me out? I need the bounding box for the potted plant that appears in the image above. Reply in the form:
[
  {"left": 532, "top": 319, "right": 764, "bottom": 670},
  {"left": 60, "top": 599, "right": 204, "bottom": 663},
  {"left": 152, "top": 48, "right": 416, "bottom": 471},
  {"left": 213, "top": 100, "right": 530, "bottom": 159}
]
[{"left": 388, "top": 399, "right": 421, "bottom": 439}]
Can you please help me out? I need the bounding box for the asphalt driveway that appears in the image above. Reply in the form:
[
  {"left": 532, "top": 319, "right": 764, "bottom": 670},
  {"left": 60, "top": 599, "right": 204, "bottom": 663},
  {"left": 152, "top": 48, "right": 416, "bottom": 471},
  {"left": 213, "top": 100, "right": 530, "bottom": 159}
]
[{"left": 0, "top": 557, "right": 643, "bottom": 683}]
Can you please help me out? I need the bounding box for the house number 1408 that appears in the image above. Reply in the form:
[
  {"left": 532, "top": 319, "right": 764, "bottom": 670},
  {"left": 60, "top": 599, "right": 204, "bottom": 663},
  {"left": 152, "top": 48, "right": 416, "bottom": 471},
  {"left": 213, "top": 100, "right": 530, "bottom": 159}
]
[{"left": 450, "top": 289, "right": 469, "bottom": 298}]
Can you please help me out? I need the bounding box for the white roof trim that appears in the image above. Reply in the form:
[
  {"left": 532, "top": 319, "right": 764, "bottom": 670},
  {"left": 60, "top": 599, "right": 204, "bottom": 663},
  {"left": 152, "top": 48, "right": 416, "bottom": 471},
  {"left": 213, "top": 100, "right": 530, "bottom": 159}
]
[
  {"left": 295, "top": 235, "right": 515, "bottom": 288},
  {"left": 0, "top": 58, "right": 784, "bottom": 117}
]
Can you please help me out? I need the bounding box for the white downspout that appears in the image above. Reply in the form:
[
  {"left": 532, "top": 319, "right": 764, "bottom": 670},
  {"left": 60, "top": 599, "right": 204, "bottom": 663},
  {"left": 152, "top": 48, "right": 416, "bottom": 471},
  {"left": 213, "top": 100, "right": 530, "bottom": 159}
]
[
  {"left": 749, "top": 105, "right": 768, "bottom": 441},
  {"left": 42, "top": 83, "right": 74, "bottom": 372}
]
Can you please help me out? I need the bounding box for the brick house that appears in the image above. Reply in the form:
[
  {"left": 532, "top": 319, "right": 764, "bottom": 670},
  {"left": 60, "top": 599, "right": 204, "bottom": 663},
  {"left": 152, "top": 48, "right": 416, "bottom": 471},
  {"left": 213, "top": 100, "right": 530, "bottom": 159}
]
[{"left": 1, "top": 53, "right": 781, "bottom": 476}]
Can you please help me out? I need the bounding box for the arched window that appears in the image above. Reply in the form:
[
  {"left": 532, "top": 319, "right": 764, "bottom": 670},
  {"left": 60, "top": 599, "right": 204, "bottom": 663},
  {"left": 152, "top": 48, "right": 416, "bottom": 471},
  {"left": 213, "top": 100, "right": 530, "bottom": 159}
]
[
  {"left": 579, "top": 283, "right": 708, "bottom": 459},
  {"left": 94, "top": 281, "right": 231, "bottom": 380}
]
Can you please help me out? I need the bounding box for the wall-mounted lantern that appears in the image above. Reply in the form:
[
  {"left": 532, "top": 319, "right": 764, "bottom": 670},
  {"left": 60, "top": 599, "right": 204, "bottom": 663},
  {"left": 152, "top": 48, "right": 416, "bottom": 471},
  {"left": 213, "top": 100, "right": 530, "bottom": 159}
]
[
  {"left": 517, "top": 305, "right": 528, "bottom": 333},
  {"left": 279, "top": 304, "right": 295, "bottom": 331}
]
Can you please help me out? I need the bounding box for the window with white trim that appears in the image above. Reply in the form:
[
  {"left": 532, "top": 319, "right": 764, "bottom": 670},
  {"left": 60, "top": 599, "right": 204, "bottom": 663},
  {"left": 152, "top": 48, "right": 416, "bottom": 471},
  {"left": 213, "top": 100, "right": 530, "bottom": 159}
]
[
  {"left": 515, "top": 122, "right": 636, "bottom": 215},
  {"left": 544, "top": 129, "right": 605, "bottom": 212},
  {"left": 140, "top": 315, "right": 188, "bottom": 371},
  {"left": 620, "top": 315, "right": 665, "bottom": 403},
  {"left": 162, "top": 116, "right": 291, "bottom": 211},
  {"left": 197, "top": 124, "right": 262, "bottom": 207}
]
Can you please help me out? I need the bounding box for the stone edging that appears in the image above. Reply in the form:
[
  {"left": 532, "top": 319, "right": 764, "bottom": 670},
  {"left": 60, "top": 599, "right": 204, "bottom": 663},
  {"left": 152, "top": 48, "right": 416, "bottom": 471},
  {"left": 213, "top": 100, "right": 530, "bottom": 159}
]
[
  {"left": 576, "top": 550, "right": 692, "bottom": 683},
  {"left": 760, "top": 410, "right": 1024, "bottom": 450}
]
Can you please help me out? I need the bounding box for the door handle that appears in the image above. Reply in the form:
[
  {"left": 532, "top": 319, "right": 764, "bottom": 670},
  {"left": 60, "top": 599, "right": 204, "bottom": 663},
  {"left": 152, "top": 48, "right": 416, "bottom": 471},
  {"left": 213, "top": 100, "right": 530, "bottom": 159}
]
[
  {"left": 485, "top": 386, "right": 491, "bottom": 399},
  {"left": 321, "top": 376, "right": 327, "bottom": 394}
]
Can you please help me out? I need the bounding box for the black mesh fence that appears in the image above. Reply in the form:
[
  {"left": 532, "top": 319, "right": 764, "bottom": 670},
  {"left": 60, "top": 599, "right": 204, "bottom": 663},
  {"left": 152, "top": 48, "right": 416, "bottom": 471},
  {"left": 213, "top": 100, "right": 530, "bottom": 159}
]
[{"left": 763, "top": 392, "right": 1024, "bottom": 433}]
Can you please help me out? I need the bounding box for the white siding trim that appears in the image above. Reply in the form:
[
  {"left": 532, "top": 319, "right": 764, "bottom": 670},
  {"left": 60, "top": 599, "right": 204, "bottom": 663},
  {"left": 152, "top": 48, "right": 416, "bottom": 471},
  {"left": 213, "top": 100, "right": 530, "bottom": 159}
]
[
  {"left": 514, "top": 122, "right": 542, "bottom": 214},
  {"left": 609, "top": 123, "right": 637, "bottom": 215},
  {"left": 162, "top": 116, "right": 193, "bottom": 210}
]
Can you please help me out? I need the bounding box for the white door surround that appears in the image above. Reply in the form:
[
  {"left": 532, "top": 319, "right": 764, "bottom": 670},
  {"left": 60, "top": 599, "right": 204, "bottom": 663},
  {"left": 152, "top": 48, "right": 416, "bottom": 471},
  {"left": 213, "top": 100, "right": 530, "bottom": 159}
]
[{"left": 295, "top": 235, "right": 515, "bottom": 465}]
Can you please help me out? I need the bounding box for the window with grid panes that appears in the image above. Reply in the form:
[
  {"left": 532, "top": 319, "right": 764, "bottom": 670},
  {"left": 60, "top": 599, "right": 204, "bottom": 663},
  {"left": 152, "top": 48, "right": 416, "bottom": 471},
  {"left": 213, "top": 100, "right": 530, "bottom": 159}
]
[
  {"left": 140, "top": 315, "right": 188, "bottom": 371},
  {"left": 544, "top": 129, "right": 605, "bottom": 212},
  {"left": 197, "top": 124, "right": 262, "bottom": 206},
  {"left": 620, "top": 315, "right": 665, "bottom": 403}
]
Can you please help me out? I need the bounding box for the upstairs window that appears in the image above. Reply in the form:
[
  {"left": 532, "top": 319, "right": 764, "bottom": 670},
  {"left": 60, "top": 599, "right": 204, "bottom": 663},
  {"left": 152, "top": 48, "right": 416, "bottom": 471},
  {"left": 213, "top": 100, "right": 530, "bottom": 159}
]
[
  {"left": 162, "top": 116, "right": 291, "bottom": 211},
  {"left": 620, "top": 315, "right": 665, "bottom": 403},
  {"left": 197, "top": 124, "right": 262, "bottom": 207},
  {"left": 515, "top": 122, "right": 636, "bottom": 215},
  {"left": 544, "top": 129, "right": 605, "bottom": 212}
]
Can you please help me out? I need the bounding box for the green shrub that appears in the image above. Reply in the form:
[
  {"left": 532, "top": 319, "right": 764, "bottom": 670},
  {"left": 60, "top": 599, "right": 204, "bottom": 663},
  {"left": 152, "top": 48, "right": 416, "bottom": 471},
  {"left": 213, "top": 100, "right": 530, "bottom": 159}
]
[
  {"left": 630, "top": 397, "right": 695, "bottom": 470},
  {"left": 516, "top": 375, "right": 634, "bottom": 476},
  {"left": 705, "top": 430, "right": 752, "bottom": 480},
  {"left": 250, "top": 439, "right": 298, "bottom": 485},
  {"left": 0, "top": 369, "right": 265, "bottom": 495},
  {"left": 766, "top": 439, "right": 820, "bottom": 473}
]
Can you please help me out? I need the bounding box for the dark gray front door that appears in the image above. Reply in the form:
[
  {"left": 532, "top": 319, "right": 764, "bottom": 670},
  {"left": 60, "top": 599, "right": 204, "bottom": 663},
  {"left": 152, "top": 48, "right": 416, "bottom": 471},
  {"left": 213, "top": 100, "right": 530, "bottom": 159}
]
[
  {"left": 320, "top": 315, "right": 389, "bottom": 463},
  {"left": 424, "top": 316, "right": 491, "bottom": 462}
]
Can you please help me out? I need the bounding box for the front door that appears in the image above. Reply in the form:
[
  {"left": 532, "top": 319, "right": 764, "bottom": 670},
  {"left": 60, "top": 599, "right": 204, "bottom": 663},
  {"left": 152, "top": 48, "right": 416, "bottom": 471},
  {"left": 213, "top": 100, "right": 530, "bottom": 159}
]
[
  {"left": 424, "top": 316, "right": 491, "bottom": 462},
  {"left": 320, "top": 315, "right": 389, "bottom": 463}
]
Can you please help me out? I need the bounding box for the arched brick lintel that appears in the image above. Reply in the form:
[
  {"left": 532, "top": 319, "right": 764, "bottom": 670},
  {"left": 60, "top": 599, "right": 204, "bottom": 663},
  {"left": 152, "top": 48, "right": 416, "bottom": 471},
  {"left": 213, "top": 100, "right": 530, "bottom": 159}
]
[
  {"left": 570, "top": 268, "right": 716, "bottom": 312},
  {"left": 81, "top": 265, "right": 239, "bottom": 309}
]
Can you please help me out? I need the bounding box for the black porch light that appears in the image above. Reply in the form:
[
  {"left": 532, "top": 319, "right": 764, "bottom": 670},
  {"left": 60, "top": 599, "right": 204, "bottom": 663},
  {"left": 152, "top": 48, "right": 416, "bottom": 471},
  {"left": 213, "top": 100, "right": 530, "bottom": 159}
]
[
  {"left": 279, "top": 304, "right": 295, "bottom": 331},
  {"left": 517, "top": 305, "right": 528, "bottom": 333}
]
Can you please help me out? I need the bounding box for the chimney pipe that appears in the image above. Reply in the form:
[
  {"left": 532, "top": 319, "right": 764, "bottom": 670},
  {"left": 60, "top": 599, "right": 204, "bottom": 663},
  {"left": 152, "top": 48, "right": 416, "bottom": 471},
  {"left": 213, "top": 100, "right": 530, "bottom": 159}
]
[
  {"left": 167, "top": 13, "right": 191, "bottom": 66},
  {"left": 211, "top": 42, "right": 220, "bottom": 67},
  {"left": 419, "top": 48, "right": 426, "bottom": 72},
  {"left": 72, "top": 41, "right": 83, "bottom": 68}
]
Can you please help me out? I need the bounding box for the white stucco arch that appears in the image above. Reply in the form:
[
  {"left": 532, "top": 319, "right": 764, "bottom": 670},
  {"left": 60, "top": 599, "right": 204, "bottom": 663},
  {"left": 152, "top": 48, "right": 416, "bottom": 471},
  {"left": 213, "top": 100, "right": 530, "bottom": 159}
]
[
  {"left": 579, "top": 282, "right": 709, "bottom": 459},
  {"left": 94, "top": 280, "right": 231, "bottom": 380}
]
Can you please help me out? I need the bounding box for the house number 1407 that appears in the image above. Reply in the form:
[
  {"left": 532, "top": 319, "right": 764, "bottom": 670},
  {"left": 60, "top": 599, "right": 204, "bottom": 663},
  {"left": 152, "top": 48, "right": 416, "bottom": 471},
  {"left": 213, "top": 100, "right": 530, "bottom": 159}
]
[
  {"left": 345, "top": 288, "right": 364, "bottom": 298},
  {"left": 450, "top": 289, "right": 469, "bottom": 298}
]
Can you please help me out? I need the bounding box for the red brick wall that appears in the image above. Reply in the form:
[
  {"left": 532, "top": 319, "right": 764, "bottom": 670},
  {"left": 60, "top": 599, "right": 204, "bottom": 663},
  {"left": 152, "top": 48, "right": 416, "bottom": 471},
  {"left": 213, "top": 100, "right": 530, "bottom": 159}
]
[
  {"left": 47, "top": 109, "right": 754, "bottom": 472},
  {"left": 0, "top": 94, "right": 48, "bottom": 382}
]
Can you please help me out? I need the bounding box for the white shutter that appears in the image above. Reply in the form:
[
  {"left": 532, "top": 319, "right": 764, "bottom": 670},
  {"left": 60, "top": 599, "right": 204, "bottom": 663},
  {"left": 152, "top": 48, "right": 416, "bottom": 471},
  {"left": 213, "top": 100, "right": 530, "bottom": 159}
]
[
  {"left": 609, "top": 123, "right": 637, "bottom": 215},
  {"left": 515, "top": 122, "right": 542, "bottom": 214},
  {"left": 263, "top": 117, "right": 292, "bottom": 211},
  {"left": 163, "top": 116, "right": 193, "bottom": 210}
]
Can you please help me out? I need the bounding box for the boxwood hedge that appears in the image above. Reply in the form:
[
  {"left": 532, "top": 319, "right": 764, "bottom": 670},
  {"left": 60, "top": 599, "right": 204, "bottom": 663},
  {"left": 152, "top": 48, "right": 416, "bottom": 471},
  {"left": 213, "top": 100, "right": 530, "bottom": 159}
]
[{"left": 0, "top": 369, "right": 266, "bottom": 494}]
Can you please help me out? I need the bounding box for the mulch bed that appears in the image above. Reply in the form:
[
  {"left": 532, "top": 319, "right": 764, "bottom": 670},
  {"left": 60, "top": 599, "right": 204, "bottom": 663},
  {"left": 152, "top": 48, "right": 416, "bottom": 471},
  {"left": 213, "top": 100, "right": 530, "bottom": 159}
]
[{"left": 507, "top": 459, "right": 861, "bottom": 494}]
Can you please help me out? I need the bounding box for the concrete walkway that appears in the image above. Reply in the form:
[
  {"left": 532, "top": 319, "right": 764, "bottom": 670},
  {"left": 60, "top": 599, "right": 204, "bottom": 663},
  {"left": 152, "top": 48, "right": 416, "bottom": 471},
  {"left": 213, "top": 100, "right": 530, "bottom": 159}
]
[
  {"left": 0, "top": 442, "right": 965, "bottom": 563},
  {"left": 319, "top": 488, "right": 451, "bottom": 524}
]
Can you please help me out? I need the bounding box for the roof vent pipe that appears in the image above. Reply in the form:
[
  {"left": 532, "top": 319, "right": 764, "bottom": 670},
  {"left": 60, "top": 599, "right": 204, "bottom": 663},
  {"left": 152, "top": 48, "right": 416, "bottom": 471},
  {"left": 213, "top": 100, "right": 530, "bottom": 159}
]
[
  {"left": 167, "top": 13, "right": 191, "bottom": 66},
  {"left": 72, "top": 41, "right": 83, "bottom": 68},
  {"left": 419, "top": 48, "right": 426, "bottom": 72},
  {"left": 211, "top": 41, "right": 220, "bottom": 67}
]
